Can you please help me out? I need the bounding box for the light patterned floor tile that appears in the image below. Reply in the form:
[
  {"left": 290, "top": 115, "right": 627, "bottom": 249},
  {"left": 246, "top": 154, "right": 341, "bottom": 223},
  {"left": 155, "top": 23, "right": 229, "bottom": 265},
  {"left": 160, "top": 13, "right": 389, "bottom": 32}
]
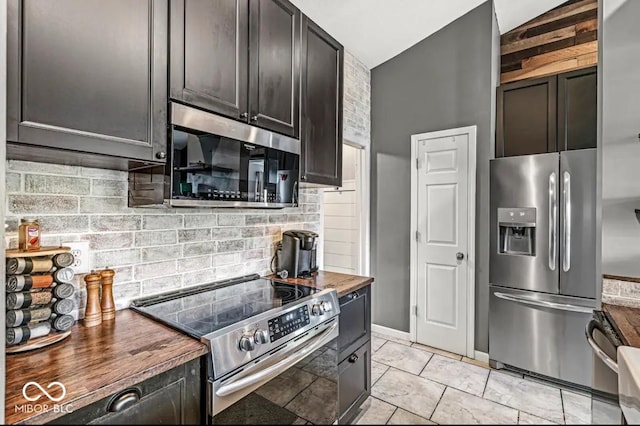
[
  {"left": 432, "top": 387, "right": 519, "bottom": 424},
  {"left": 483, "top": 371, "right": 564, "bottom": 423},
  {"left": 372, "top": 341, "right": 432, "bottom": 375},
  {"left": 518, "top": 412, "right": 557, "bottom": 424},
  {"left": 420, "top": 354, "right": 489, "bottom": 396},
  {"left": 562, "top": 389, "right": 591, "bottom": 424},
  {"left": 371, "top": 360, "right": 389, "bottom": 386},
  {"left": 387, "top": 408, "right": 435, "bottom": 425},
  {"left": 371, "top": 368, "right": 445, "bottom": 419},
  {"left": 371, "top": 335, "right": 387, "bottom": 352},
  {"left": 351, "top": 396, "right": 396, "bottom": 425},
  {"left": 411, "top": 342, "right": 462, "bottom": 360}
]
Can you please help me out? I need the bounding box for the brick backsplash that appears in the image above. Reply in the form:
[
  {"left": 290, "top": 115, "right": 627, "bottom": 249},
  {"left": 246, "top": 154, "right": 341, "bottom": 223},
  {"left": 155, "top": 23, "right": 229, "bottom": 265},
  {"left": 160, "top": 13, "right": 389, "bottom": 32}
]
[
  {"left": 344, "top": 51, "right": 371, "bottom": 147},
  {"left": 5, "top": 160, "right": 322, "bottom": 320},
  {"left": 602, "top": 276, "right": 640, "bottom": 308}
]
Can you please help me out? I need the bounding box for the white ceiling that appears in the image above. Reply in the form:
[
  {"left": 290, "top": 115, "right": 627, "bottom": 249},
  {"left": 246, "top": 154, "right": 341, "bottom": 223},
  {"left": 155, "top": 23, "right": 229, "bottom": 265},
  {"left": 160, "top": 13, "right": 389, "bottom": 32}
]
[
  {"left": 493, "top": 0, "right": 567, "bottom": 34},
  {"left": 290, "top": 0, "right": 571, "bottom": 69}
]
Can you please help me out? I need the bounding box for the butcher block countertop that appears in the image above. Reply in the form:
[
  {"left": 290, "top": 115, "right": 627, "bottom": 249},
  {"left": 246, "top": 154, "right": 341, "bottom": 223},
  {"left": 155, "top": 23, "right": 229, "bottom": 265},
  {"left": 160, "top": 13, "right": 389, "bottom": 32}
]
[
  {"left": 603, "top": 303, "right": 640, "bottom": 348},
  {"left": 269, "top": 270, "right": 374, "bottom": 297},
  {"left": 5, "top": 309, "right": 208, "bottom": 425}
]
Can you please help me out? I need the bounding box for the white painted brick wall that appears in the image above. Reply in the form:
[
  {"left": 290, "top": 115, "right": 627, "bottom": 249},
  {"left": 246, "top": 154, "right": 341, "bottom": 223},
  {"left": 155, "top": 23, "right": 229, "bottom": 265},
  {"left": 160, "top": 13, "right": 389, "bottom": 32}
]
[
  {"left": 5, "top": 160, "right": 322, "bottom": 319},
  {"left": 343, "top": 50, "right": 371, "bottom": 147}
]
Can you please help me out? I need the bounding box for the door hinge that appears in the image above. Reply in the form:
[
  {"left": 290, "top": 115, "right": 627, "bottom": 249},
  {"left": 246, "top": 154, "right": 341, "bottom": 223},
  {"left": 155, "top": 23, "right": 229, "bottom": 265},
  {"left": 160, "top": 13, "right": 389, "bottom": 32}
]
[
  {"left": 416, "top": 158, "right": 421, "bottom": 169},
  {"left": 415, "top": 230, "right": 421, "bottom": 243},
  {"left": 411, "top": 305, "right": 418, "bottom": 316}
]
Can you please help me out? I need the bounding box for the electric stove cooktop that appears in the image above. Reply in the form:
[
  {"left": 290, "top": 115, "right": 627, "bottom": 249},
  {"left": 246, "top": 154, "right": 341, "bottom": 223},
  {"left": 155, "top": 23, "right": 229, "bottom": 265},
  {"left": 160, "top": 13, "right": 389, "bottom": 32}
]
[{"left": 131, "top": 274, "right": 321, "bottom": 338}]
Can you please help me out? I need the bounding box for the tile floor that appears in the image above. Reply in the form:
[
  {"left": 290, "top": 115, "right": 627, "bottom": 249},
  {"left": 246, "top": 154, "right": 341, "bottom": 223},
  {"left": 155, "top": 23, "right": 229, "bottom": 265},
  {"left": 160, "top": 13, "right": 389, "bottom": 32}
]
[{"left": 351, "top": 333, "right": 592, "bottom": 425}]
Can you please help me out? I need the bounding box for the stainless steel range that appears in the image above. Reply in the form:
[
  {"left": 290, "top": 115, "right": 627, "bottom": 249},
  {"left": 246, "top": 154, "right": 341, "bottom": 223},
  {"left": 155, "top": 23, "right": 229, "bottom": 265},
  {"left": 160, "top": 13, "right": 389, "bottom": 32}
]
[{"left": 131, "top": 274, "right": 340, "bottom": 424}]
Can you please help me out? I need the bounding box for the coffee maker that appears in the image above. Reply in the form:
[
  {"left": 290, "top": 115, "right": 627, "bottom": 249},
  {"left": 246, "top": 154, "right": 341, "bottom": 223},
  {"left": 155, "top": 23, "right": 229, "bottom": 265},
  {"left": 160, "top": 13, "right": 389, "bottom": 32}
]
[{"left": 276, "top": 230, "right": 319, "bottom": 278}]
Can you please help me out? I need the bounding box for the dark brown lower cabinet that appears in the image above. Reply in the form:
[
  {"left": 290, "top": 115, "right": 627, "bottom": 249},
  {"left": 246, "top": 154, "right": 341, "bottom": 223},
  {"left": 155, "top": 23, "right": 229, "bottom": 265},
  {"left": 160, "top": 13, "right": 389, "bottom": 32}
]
[
  {"left": 339, "top": 341, "right": 372, "bottom": 424},
  {"left": 338, "top": 284, "right": 372, "bottom": 423},
  {"left": 48, "top": 358, "right": 202, "bottom": 425}
]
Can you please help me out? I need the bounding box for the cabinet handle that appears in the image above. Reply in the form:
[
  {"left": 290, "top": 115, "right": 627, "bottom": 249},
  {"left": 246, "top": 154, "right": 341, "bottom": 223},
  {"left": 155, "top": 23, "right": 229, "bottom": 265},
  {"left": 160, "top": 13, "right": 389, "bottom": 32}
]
[
  {"left": 348, "top": 354, "right": 359, "bottom": 363},
  {"left": 351, "top": 291, "right": 360, "bottom": 299},
  {"left": 240, "top": 112, "right": 248, "bottom": 120},
  {"left": 107, "top": 389, "right": 141, "bottom": 412},
  {"left": 155, "top": 151, "right": 166, "bottom": 160},
  {"left": 250, "top": 115, "right": 258, "bottom": 122}
]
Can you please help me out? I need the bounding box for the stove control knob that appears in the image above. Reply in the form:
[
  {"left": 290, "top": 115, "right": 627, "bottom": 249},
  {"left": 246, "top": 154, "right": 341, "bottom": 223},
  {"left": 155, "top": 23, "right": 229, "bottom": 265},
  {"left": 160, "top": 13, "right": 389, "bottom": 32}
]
[
  {"left": 239, "top": 335, "right": 256, "bottom": 352},
  {"left": 311, "top": 304, "right": 323, "bottom": 316},
  {"left": 254, "top": 329, "right": 269, "bottom": 344},
  {"left": 321, "top": 301, "right": 332, "bottom": 313}
]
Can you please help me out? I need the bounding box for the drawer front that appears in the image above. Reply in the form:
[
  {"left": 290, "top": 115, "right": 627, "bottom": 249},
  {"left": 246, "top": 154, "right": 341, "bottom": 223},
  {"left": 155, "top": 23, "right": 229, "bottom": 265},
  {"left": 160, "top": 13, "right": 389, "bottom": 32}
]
[
  {"left": 338, "top": 285, "right": 370, "bottom": 361},
  {"left": 339, "top": 340, "right": 371, "bottom": 423},
  {"left": 49, "top": 358, "right": 202, "bottom": 425}
]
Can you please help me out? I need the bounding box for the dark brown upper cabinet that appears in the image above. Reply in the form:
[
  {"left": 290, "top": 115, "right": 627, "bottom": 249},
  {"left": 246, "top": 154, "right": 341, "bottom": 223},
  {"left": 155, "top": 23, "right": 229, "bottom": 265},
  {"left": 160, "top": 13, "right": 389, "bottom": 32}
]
[
  {"left": 300, "top": 16, "right": 344, "bottom": 186},
  {"left": 558, "top": 67, "right": 598, "bottom": 151},
  {"left": 496, "top": 66, "right": 597, "bottom": 158},
  {"left": 7, "top": 0, "right": 168, "bottom": 166},
  {"left": 170, "top": 0, "right": 300, "bottom": 138},
  {"left": 496, "top": 75, "right": 557, "bottom": 158}
]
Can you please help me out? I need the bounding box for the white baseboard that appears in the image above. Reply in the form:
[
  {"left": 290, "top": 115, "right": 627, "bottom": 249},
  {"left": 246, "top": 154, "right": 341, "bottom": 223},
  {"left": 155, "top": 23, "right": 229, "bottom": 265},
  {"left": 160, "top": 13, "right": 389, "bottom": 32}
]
[
  {"left": 474, "top": 350, "right": 489, "bottom": 363},
  {"left": 372, "top": 324, "right": 412, "bottom": 342}
]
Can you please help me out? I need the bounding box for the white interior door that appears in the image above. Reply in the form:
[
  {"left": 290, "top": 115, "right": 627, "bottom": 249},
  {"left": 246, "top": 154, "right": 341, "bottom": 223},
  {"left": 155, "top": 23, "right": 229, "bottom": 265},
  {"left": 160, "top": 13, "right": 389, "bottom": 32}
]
[{"left": 415, "top": 132, "right": 470, "bottom": 355}]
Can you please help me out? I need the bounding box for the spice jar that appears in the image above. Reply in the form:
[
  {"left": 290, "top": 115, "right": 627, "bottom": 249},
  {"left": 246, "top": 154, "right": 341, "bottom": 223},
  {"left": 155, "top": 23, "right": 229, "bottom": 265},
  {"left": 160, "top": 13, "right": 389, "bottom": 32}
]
[{"left": 18, "top": 218, "right": 41, "bottom": 252}]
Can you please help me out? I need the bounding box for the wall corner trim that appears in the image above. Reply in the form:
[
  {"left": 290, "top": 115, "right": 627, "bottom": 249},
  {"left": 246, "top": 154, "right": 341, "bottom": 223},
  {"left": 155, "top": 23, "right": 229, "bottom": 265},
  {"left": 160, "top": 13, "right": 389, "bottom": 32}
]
[
  {"left": 371, "top": 324, "right": 412, "bottom": 342},
  {"left": 474, "top": 350, "right": 490, "bottom": 363}
]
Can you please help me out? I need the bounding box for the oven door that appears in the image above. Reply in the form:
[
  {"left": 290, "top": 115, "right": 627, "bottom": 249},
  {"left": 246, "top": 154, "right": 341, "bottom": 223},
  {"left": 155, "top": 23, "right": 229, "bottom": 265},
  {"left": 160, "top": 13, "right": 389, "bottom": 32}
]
[{"left": 210, "top": 317, "right": 339, "bottom": 425}]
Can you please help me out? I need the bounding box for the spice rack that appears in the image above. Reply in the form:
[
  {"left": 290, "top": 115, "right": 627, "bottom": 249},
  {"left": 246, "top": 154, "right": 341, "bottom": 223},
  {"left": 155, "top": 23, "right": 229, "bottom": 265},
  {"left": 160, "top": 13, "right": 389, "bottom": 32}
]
[{"left": 5, "top": 246, "right": 76, "bottom": 353}]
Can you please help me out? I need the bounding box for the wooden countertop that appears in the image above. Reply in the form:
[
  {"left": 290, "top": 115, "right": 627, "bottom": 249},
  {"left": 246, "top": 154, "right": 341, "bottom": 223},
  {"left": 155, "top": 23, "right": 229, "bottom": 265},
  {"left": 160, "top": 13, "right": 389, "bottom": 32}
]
[
  {"left": 5, "top": 309, "right": 208, "bottom": 425},
  {"left": 269, "top": 270, "right": 374, "bottom": 298},
  {"left": 603, "top": 303, "right": 640, "bottom": 348}
]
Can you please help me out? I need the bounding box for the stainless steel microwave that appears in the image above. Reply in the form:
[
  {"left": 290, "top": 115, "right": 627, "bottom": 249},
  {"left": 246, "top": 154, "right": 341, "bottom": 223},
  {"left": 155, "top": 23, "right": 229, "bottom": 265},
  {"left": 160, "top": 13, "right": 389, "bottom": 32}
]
[{"left": 129, "top": 103, "right": 300, "bottom": 209}]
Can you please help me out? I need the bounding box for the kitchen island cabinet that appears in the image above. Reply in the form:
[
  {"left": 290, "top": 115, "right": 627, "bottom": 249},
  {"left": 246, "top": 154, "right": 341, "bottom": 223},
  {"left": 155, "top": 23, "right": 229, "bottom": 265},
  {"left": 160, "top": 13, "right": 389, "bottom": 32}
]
[{"left": 5, "top": 309, "right": 207, "bottom": 425}]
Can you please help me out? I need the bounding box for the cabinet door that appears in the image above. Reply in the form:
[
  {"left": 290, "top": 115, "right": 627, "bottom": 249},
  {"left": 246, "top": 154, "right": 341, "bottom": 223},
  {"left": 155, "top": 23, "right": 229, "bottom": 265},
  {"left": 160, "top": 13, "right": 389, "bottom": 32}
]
[
  {"left": 558, "top": 67, "right": 597, "bottom": 151},
  {"left": 338, "top": 341, "right": 371, "bottom": 424},
  {"left": 7, "top": 0, "right": 168, "bottom": 163},
  {"left": 170, "top": 0, "right": 249, "bottom": 121},
  {"left": 338, "top": 285, "right": 371, "bottom": 362},
  {"left": 248, "top": 0, "right": 300, "bottom": 137},
  {"left": 300, "top": 16, "right": 343, "bottom": 186},
  {"left": 496, "top": 75, "right": 557, "bottom": 157}
]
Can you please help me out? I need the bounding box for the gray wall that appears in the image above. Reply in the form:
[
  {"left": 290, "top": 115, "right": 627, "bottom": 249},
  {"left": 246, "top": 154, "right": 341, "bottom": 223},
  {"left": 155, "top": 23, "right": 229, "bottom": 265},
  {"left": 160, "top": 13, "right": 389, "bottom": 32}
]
[
  {"left": 370, "top": 1, "right": 497, "bottom": 351},
  {"left": 601, "top": 0, "right": 640, "bottom": 278}
]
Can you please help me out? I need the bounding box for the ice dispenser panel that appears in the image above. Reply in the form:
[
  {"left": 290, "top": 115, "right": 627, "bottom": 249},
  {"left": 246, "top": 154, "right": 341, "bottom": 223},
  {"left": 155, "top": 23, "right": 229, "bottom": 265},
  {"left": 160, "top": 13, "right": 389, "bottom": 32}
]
[{"left": 498, "top": 208, "right": 536, "bottom": 256}]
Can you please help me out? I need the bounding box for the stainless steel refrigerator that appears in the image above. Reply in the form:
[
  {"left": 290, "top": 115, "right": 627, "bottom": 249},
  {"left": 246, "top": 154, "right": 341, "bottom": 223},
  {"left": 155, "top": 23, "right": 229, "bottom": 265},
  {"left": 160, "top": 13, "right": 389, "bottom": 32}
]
[{"left": 489, "top": 149, "right": 596, "bottom": 388}]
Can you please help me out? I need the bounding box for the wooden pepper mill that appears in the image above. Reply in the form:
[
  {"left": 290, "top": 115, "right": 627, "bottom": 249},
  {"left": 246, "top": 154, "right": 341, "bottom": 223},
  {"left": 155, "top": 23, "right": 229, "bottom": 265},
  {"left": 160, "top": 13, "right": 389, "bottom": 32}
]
[
  {"left": 83, "top": 272, "right": 102, "bottom": 327},
  {"left": 100, "top": 268, "right": 116, "bottom": 321}
]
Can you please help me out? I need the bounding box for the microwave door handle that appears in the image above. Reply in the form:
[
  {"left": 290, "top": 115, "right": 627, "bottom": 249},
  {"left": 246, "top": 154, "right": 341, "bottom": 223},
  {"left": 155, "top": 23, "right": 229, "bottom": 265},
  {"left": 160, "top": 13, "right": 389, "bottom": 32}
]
[
  {"left": 549, "top": 172, "right": 557, "bottom": 271},
  {"left": 563, "top": 171, "right": 571, "bottom": 272}
]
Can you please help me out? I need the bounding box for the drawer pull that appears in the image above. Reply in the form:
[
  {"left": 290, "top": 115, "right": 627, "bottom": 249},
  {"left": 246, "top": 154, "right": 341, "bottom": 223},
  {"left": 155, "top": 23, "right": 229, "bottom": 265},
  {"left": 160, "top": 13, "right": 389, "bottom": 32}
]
[
  {"left": 351, "top": 291, "right": 360, "bottom": 299},
  {"left": 348, "top": 354, "right": 359, "bottom": 363},
  {"left": 108, "top": 389, "right": 141, "bottom": 412}
]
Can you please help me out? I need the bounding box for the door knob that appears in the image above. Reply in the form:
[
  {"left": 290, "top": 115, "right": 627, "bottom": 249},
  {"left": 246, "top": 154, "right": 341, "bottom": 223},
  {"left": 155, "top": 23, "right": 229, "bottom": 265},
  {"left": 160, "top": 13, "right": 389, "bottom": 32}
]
[
  {"left": 456, "top": 252, "right": 464, "bottom": 261},
  {"left": 155, "top": 151, "right": 166, "bottom": 160}
]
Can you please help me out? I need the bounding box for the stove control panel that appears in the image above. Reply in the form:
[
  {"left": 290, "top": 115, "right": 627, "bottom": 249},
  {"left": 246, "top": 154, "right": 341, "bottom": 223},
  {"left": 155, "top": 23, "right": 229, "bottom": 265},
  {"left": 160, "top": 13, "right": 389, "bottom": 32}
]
[{"left": 268, "top": 306, "right": 310, "bottom": 342}]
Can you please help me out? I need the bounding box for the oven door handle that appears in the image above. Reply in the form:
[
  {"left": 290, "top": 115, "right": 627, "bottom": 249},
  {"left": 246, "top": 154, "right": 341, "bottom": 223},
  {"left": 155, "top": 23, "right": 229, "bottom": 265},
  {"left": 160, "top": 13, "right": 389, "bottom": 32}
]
[
  {"left": 586, "top": 319, "right": 619, "bottom": 374},
  {"left": 216, "top": 321, "right": 338, "bottom": 397}
]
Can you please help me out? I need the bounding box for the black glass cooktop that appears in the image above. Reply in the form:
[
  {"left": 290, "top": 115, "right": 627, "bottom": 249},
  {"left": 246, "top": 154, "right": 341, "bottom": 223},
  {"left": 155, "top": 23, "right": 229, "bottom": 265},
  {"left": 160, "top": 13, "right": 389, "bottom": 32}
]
[{"left": 131, "top": 274, "right": 319, "bottom": 338}]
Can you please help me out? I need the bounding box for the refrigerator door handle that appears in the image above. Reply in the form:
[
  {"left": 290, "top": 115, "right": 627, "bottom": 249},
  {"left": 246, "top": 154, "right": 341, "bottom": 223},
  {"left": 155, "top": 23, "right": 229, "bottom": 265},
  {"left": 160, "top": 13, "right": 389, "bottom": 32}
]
[
  {"left": 493, "top": 291, "right": 592, "bottom": 314},
  {"left": 585, "top": 319, "right": 619, "bottom": 374},
  {"left": 549, "top": 172, "right": 557, "bottom": 271},
  {"left": 562, "top": 171, "right": 571, "bottom": 272}
]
